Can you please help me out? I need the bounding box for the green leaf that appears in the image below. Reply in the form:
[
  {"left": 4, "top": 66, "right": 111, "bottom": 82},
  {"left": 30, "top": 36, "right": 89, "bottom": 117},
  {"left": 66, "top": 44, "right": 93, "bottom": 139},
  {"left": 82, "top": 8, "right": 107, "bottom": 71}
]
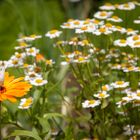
[
  {"left": 43, "top": 113, "right": 64, "bottom": 119},
  {"left": 37, "top": 117, "right": 50, "bottom": 133},
  {"left": 101, "top": 99, "right": 108, "bottom": 109},
  {"left": 8, "top": 130, "right": 42, "bottom": 140},
  {"left": 15, "top": 136, "right": 20, "bottom": 140}
]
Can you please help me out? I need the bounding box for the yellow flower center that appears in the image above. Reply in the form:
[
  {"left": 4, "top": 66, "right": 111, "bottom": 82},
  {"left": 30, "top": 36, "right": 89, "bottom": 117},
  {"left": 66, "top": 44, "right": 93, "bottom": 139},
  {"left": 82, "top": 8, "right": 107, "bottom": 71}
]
[
  {"left": 93, "top": 19, "right": 100, "bottom": 24},
  {"left": 22, "top": 98, "right": 32, "bottom": 107},
  {"left": 50, "top": 30, "right": 58, "bottom": 34},
  {"left": 67, "top": 19, "right": 74, "bottom": 22},
  {"left": 99, "top": 93, "right": 105, "bottom": 97},
  {"left": 28, "top": 48, "right": 34, "bottom": 53},
  {"left": 100, "top": 12, "right": 107, "bottom": 17},
  {"left": 128, "top": 67, "right": 134, "bottom": 71},
  {"left": 15, "top": 53, "right": 22, "bottom": 58},
  {"left": 74, "top": 21, "right": 80, "bottom": 25},
  {"left": 82, "top": 40, "right": 89, "bottom": 45},
  {"left": 78, "top": 57, "right": 85, "bottom": 62},
  {"left": 19, "top": 42, "right": 27, "bottom": 47},
  {"left": 66, "top": 58, "right": 70, "bottom": 62},
  {"left": 102, "top": 86, "right": 108, "bottom": 91},
  {"left": 120, "top": 39, "right": 126, "bottom": 44},
  {"left": 124, "top": 4, "right": 129, "bottom": 8},
  {"left": 134, "top": 41, "right": 140, "bottom": 46},
  {"left": 46, "top": 60, "right": 52, "bottom": 65},
  {"left": 12, "top": 60, "right": 18, "bottom": 65},
  {"left": 105, "top": 23, "right": 112, "bottom": 27},
  {"left": 35, "top": 79, "right": 43, "bottom": 84},
  {"left": 81, "top": 26, "right": 88, "bottom": 31},
  {"left": 83, "top": 20, "right": 90, "bottom": 25},
  {"left": 99, "top": 28, "right": 106, "bottom": 33},
  {"left": 114, "top": 4, "right": 119, "bottom": 8},
  {"left": 89, "top": 100, "right": 95, "bottom": 104},
  {"left": 116, "top": 26, "right": 122, "bottom": 30},
  {"left": 74, "top": 51, "right": 81, "bottom": 55},
  {"left": 71, "top": 37, "right": 78, "bottom": 42},
  {"left": 127, "top": 28, "right": 133, "bottom": 32},
  {"left": 23, "top": 64, "right": 29, "bottom": 68},
  {"left": 30, "top": 34, "right": 36, "bottom": 38},
  {"left": 112, "top": 16, "right": 119, "bottom": 20},
  {"left": 116, "top": 81, "right": 124, "bottom": 85},
  {"left": 137, "top": 92, "right": 140, "bottom": 96},
  {"left": 64, "top": 23, "right": 70, "bottom": 27},
  {"left": 133, "top": 36, "right": 139, "bottom": 41}
]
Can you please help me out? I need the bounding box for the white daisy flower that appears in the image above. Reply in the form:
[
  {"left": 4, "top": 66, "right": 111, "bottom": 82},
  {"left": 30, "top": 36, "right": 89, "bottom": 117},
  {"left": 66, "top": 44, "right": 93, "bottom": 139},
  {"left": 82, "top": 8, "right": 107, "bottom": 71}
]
[
  {"left": 134, "top": 19, "right": 140, "bottom": 24},
  {"left": 111, "top": 64, "right": 122, "bottom": 70},
  {"left": 111, "top": 81, "right": 129, "bottom": 89},
  {"left": 123, "top": 66, "right": 137, "bottom": 72},
  {"left": 93, "top": 27, "right": 112, "bottom": 35},
  {"left": 82, "top": 99, "right": 101, "bottom": 108},
  {"left": 129, "top": 41, "right": 140, "bottom": 48},
  {"left": 26, "top": 47, "right": 39, "bottom": 57},
  {"left": 122, "top": 95, "right": 134, "bottom": 102},
  {"left": 73, "top": 56, "right": 90, "bottom": 63},
  {"left": 15, "top": 42, "right": 31, "bottom": 50},
  {"left": 45, "top": 30, "right": 62, "bottom": 39},
  {"left": 116, "top": 100, "right": 128, "bottom": 108},
  {"left": 94, "top": 11, "right": 113, "bottom": 20},
  {"left": 99, "top": 3, "right": 115, "bottom": 10},
  {"left": 24, "top": 71, "right": 42, "bottom": 81},
  {"left": 127, "top": 35, "right": 140, "bottom": 43},
  {"left": 18, "top": 97, "right": 33, "bottom": 109},
  {"left": 90, "top": 19, "right": 104, "bottom": 26},
  {"left": 46, "top": 59, "right": 55, "bottom": 66},
  {"left": 17, "top": 34, "right": 42, "bottom": 42},
  {"left": 78, "top": 39, "right": 94, "bottom": 47},
  {"left": 107, "top": 16, "right": 123, "bottom": 23},
  {"left": 75, "top": 25, "right": 96, "bottom": 34},
  {"left": 117, "top": 2, "right": 135, "bottom": 10},
  {"left": 69, "top": 20, "right": 84, "bottom": 28},
  {"left": 94, "top": 91, "right": 110, "bottom": 99},
  {"left": 126, "top": 28, "right": 139, "bottom": 36},
  {"left": 132, "top": 90, "right": 140, "bottom": 101},
  {"left": 111, "top": 26, "right": 126, "bottom": 34},
  {"left": 114, "top": 39, "right": 128, "bottom": 47},
  {"left": 101, "top": 84, "right": 112, "bottom": 91},
  {"left": 8, "top": 58, "right": 23, "bottom": 68},
  {"left": 11, "top": 52, "right": 26, "bottom": 60},
  {"left": 30, "top": 77, "right": 48, "bottom": 86}
]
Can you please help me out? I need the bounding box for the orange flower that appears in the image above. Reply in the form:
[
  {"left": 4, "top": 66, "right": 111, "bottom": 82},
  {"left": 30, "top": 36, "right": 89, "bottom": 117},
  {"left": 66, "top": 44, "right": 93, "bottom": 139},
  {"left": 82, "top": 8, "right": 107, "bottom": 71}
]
[
  {"left": 0, "top": 72, "right": 32, "bottom": 102},
  {"left": 36, "top": 53, "right": 45, "bottom": 62}
]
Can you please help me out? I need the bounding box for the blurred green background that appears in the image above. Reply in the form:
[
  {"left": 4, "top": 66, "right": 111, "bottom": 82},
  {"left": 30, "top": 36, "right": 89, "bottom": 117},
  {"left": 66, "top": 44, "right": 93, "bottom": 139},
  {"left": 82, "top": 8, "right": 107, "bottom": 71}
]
[{"left": 0, "top": 0, "right": 140, "bottom": 60}]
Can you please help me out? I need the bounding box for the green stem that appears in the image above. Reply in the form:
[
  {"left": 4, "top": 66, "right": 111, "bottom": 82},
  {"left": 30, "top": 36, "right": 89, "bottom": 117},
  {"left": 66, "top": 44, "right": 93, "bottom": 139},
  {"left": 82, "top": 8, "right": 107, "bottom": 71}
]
[
  {"left": 41, "top": 86, "right": 46, "bottom": 116},
  {"left": 86, "top": 62, "right": 92, "bottom": 81}
]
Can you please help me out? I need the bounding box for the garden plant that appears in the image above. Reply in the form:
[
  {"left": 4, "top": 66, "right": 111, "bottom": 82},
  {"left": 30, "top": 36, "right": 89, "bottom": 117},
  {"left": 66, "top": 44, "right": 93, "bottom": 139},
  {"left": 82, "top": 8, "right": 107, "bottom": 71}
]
[{"left": 0, "top": 1, "right": 140, "bottom": 140}]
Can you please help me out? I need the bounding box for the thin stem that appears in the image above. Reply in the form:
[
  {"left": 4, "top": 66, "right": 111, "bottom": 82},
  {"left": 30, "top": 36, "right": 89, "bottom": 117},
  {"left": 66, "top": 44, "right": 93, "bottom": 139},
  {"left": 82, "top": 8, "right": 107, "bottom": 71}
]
[{"left": 86, "top": 62, "right": 92, "bottom": 81}]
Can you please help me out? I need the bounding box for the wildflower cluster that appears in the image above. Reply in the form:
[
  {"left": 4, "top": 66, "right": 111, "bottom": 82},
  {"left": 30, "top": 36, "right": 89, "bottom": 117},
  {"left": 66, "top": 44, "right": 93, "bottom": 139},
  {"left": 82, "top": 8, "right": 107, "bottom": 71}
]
[{"left": 1, "top": 1, "right": 140, "bottom": 140}]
